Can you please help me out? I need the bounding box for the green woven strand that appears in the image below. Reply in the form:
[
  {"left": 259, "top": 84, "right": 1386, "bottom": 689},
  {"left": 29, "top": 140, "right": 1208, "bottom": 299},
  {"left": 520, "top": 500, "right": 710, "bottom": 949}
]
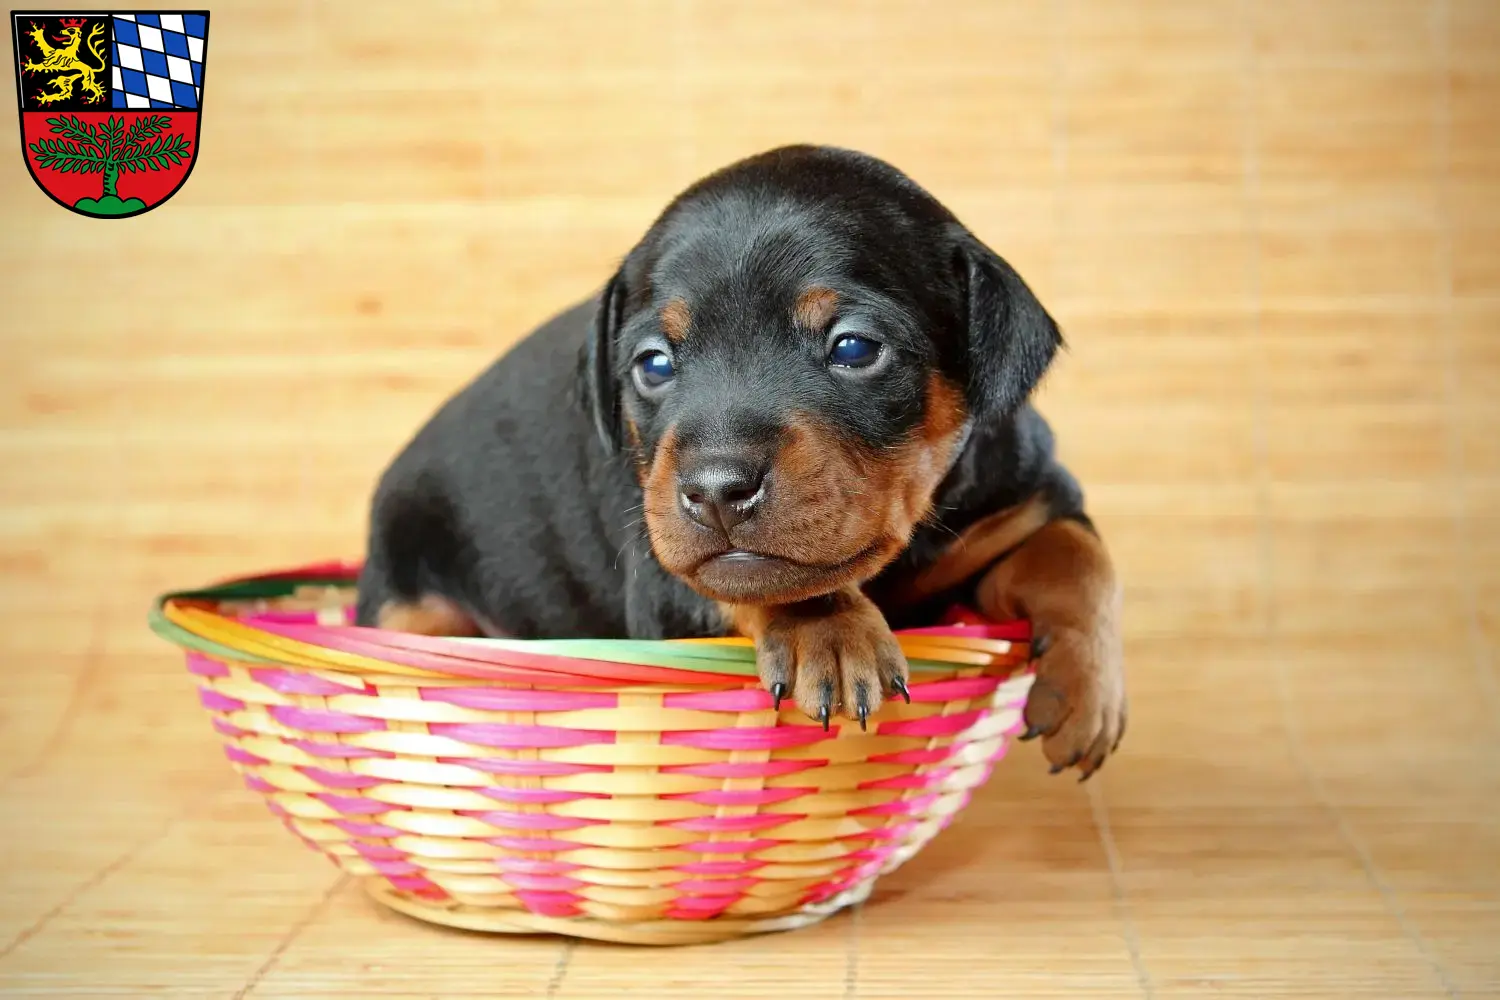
[{"left": 150, "top": 573, "right": 986, "bottom": 675}]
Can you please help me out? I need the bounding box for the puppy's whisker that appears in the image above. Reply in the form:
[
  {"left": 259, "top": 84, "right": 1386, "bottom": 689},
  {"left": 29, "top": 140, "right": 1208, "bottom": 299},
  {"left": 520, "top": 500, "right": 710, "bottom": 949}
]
[{"left": 612, "top": 516, "right": 650, "bottom": 569}]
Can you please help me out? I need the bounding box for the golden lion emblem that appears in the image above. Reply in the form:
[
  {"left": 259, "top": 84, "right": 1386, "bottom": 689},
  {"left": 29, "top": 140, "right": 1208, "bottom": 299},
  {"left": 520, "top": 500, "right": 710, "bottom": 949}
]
[{"left": 22, "top": 18, "right": 107, "bottom": 106}]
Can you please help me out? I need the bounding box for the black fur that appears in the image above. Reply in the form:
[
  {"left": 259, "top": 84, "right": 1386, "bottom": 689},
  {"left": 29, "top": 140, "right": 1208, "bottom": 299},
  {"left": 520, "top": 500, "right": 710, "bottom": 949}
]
[{"left": 355, "top": 145, "right": 1084, "bottom": 639}]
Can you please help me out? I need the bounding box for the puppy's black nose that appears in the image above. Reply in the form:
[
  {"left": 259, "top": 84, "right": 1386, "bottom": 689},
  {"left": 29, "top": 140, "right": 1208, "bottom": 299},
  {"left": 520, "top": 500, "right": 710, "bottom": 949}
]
[{"left": 677, "top": 456, "right": 766, "bottom": 533}]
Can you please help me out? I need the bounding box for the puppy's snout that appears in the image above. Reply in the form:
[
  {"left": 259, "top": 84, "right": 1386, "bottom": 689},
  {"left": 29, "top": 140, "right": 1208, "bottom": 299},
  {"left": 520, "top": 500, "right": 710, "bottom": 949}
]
[{"left": 677, "top": 454, "right": 767, "bottom": 534}]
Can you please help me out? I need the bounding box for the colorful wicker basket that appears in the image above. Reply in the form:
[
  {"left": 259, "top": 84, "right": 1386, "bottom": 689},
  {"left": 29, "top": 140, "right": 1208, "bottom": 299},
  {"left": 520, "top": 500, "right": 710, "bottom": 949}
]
[{"left": 150, "top": 562, "right": 1035, "bottom": 945}]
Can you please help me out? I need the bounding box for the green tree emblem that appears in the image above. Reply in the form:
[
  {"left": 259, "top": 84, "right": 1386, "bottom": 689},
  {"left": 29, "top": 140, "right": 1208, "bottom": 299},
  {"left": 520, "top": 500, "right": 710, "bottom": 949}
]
[{"left": 29, "top": 114, "right": 192, "bottom": 216}]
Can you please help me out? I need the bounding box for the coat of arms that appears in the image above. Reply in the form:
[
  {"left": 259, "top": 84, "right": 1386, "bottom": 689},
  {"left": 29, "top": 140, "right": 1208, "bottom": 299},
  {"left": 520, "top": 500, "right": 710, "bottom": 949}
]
[{"left": 12, "top": 11, "right": 209, "bottom": 217}]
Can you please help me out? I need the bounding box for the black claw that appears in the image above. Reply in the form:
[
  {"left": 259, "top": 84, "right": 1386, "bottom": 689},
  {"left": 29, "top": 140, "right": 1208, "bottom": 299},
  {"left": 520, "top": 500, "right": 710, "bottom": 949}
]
[
  {"left": 1048, "top": 761, "right": 1067, "bottom": 775},
  {"left": 770, "top": 682, "right": 787, "bottom": 711},
  {"left": 818, "top": 680, "right": 835, "bottom": 732},
  {"left": 891, "top": 676, "right": 911, "bottom": 704},
  {"left": 853, "top": 681, "right": 871, "bottom": 731},
  {"left": 1030, "top": 632, "right": 1052, "bottom": 660},
  {"left": 1019, "top": 724, "right": 1045, "bottom": 742}
]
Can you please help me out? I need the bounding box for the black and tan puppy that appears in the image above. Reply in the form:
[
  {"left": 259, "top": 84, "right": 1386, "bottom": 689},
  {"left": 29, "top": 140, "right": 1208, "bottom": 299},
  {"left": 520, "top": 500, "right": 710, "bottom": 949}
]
[{"left": 355, "top": 145, "right": 1125, "bottom": 779}]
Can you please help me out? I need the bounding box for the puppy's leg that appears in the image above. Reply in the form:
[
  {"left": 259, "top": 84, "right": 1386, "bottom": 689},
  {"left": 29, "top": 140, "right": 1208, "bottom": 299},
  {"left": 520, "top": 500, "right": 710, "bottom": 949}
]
[
  {"left": 374, "top": 594, "right": 480, "bottom": 636},
  {"left": 355, "top": 542, "right": 481, "bottom": 637},
  {"left": 975, "top": 515, "right": 1125, "bottom": 780},
  {"left": 724, "top": 588, "right": 909, "bottom": 731}
]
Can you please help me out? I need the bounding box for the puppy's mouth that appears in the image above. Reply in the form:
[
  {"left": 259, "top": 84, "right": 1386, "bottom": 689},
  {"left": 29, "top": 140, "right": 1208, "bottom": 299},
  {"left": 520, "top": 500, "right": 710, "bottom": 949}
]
[{"left": 687, "top": 541, "right": 887, "bottom": 603}]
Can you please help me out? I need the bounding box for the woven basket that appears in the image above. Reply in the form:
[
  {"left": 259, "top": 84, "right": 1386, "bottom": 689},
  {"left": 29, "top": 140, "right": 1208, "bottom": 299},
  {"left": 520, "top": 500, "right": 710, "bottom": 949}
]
[{"left": 150, "top": 562, "right": 1034, "bottom": 946}]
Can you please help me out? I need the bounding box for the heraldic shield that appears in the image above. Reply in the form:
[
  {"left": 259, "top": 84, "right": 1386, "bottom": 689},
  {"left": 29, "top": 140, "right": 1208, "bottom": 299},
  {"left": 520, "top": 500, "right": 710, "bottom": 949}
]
[{"left": 11, "top": 11, "right": 209, "bottom": 218}]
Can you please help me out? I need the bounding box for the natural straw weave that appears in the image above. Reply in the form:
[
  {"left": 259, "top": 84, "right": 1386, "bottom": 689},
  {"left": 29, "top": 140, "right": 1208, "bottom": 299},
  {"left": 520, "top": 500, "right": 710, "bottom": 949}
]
[{"left": 151, "top": 562, "right": 1035, "bottom": 946}]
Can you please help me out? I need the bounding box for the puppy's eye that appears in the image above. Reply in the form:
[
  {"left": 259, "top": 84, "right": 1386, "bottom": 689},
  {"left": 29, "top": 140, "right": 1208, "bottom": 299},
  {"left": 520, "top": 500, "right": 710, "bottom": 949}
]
[
  {"left": 634, "top": 350, "right": 676, "bottom": 390},
  {"left": 828, "top": 334, "right": 882, "bottom": 369}
]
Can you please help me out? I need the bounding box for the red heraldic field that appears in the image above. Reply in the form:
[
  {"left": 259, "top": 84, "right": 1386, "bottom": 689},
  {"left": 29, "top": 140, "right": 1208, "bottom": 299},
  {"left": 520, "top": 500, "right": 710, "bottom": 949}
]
[{"left": 11, "top": 11, "right": 209, "bottom": 218}]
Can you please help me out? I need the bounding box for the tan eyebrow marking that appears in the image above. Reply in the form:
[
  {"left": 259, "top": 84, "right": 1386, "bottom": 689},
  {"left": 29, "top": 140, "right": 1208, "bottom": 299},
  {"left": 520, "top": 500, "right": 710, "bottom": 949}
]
[
  {"left": 794, "top": 286, "right": 839, "bottom": 331},
  {"left": 660, "top": 298, "right": 691, "bottom": 343}
]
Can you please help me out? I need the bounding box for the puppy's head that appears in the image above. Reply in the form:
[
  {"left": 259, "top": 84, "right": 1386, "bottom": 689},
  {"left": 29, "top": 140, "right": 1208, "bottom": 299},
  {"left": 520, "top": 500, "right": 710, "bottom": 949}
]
[{"left": 585, "top": 145, "right": 1061, "bottom": 605}]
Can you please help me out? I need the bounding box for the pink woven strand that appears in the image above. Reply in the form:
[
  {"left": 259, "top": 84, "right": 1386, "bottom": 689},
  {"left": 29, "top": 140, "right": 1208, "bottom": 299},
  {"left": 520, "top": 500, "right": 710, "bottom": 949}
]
[
  {"left": 852, "top": 792, "right": 940, "bottom": 818},
  {"left": 662, "top": 726, "right": 830, "bottom": 751},
  {"left": 269, "top": 706, "right": 387, "bottom": 734},
  {"left": 351, "top": 842, "right": 407, "bottom": 860},
  {"left": 447, "top": 757, "right": 604, "bottom": 776},
  {"left": 296, "top": 766, "right": 381, "bottom": 790},
  {"left": 859, "top": 766, "right": 956, "bottom": 791},
  {"left": 661, "top": 688, "right": 769, "bottom": 711},
  {"left": 211, "top": 718, "right": 252, "bottom": 739},
  {"left": 675, "top": 859, "right": 764, "bottom": 876},
  {"left": 286, "top": 738, "right": 392, "bottom": 759},
  {"left": 185, "top": 653, "right": 229, "bottom": 678},
  {"left": 250, "top": 668, "right": 367, "bottom": 696},
  {"left": 679, "top": 838, "right": 780, "bottom": 854},
  {"left": 423, "top": 687, "right": 618, "bottom": 712},
  {"left": 236, "top": 610, "right": 327, "bottom": 625},
  {"left": 199, "top": 688, "right": 245, "bottom": 713},
  {"left": 666, "top": 787, "right": 811, "bottom": 807},
  {"left": 904, "top": 676, "right": 1002, "bottom": 702},
  {"left": 667, "top": 896, "right": 740, "bottom": 915},
  {"left": 332, "top": 820, "right": 404, "bottom": 838},
  {"left": 474, "top": 786, "right": 595, "bottom": 804},
  {"left": 368, "top": 859, "right": 420, "bottom": 876},
  {"left": 666, "top": 903, "right": 734, "bottom": 921},
  {"left": 486, "top": 835, "right": 576, "bottom": 853},
  {"left": 668, "top": 813, "right": 803, "bottom": 833},
  {"left": 906, "top": 616, "right": 1031, "bottom": 640},
  {"left": 869, "top": 745, "right": 962, "bottom": 766},
  {"left": 243, "top": 774, "right": 276, "bottom": 794},
  {"left": 662, "top": 760, "right": 822, "bottom": 779},
  {"left": 876, "top": 708, "right": 986, "bottom": 738},
  {"left": 514, "top": 891, "right": 581, "bottom": 918},
  {"left": 846, "top": 845, "right": 898, "bottom": 867},
  {"left": 428, "top": 722, "right": 613, "bottom": 750},
  {"left": 492, "top": 857, "right": 580, "bottom": 875},
  {"left": 849, "top": 820, "right": 919, "bottom": 842},
  {"left": 672, "top": 877, "right": 761, "bottom": 894},
  {"left": 223, "top": 745, "right": 267, "bottom": 766},
  {"left": 504, "top": 873, "right": 586, "bottom": 892},
  {"left": 313, "top": 793, "right": 400, "bottom": 816},
  {"left": 462, "top": 811, "right": 593, "bottom": 831}
]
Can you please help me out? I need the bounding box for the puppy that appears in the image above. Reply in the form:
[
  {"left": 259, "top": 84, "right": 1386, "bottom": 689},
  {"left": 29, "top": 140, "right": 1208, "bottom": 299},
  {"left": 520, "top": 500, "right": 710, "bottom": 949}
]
[{"left": 355, "top": 145, "right": 1125, "bottom": 779}]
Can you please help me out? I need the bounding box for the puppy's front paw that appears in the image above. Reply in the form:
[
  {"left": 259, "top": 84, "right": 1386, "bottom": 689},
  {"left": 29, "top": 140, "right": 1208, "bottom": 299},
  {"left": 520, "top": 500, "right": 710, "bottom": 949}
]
[
  {"left": 1020, "top": 625, "right": 1127, "bottom": 781},
  {"left": 753, "top": 594, "right": 909, "bottom": 731}
]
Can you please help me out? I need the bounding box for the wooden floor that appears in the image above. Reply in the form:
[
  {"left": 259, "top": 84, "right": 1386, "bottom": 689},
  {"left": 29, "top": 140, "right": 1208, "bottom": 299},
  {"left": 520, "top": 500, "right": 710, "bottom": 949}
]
[{"left": 2, "top": 1, "right": 1498, "bottom": 996}]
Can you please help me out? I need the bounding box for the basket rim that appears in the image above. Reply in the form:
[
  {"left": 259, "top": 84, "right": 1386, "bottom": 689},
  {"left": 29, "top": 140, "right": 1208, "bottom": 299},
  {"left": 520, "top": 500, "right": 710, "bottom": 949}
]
[{"left": 150, "top": 561, "right": 1032, "bottom": 686}]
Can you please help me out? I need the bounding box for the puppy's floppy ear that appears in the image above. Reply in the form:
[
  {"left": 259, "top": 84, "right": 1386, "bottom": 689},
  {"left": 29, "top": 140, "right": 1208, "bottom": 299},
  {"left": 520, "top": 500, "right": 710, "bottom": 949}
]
[
  {"left": 584, "top": 269, "right": 627, "bottom": 453},
  {"left": 954, "top": 231, "right": 1063, "bottom": 426}
]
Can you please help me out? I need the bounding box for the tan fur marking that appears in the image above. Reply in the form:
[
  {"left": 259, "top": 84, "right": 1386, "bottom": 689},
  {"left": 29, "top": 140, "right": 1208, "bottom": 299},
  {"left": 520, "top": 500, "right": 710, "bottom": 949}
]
[
  {"left": 660, "top": 298, "right": 691, "bottom": 343},
  {"left": 885, "top": 494, "right": 1052, "bottom": 608},
  {"left": 974, "top": 518, "right": 1118, "bottom": 633},
  {"left": 377, "top": 595, "right": 480, "bottom": 636},
  {"left": 794, "top": 286, "right": 839, "bottom": 331},
  {"left": 641, "top": 426, "right": 688, "bottom": 562},
  {"left": 921, "top": 372, "right": 968, "bottom": 442}
]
